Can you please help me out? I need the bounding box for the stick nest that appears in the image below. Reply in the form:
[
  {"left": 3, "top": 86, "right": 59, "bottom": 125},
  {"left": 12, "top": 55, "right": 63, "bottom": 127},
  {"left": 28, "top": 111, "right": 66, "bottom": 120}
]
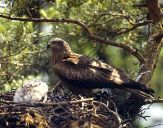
[{"left": 0, "top": 88, "right": 145, "bottom": 128}]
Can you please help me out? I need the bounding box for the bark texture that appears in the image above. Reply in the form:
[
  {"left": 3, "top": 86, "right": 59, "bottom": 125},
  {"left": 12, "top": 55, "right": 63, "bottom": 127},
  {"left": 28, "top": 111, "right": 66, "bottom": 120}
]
[
  {"left": 138, "top": 33, "right": 163, "bottom": 86},
  {"left": 121, "top": 33, "right": 163, "bottom": 118},
  {"left": 119, "top": 0, "right": 163, "bottom": 118},
  {"left": 145, "top": 0, "right": 162, "bottom": 22}
]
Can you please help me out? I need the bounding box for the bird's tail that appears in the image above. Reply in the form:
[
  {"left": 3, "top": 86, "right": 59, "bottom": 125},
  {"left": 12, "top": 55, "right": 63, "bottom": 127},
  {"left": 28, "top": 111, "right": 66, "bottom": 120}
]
[{"left": 122, "top": 81, "right": 155, "bottom": 99}]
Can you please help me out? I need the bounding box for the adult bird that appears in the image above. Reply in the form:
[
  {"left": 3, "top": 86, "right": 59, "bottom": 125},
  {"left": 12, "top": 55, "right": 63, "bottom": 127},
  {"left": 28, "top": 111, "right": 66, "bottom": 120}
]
[{"left": 47, "top": 38, "right": 154, "bottom": 98}]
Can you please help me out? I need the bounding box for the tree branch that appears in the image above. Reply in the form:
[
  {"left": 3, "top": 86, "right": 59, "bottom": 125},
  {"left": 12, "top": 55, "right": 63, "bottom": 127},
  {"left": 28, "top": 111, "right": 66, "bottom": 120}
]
[
  {"left": 137, "top": 33, "right": 163, "bottom": 86},
  {"left": 0, "top": 14, "right": 144, "bottom": 62},
  {"left": 145, "top": 0, "right": 162, "bottom": 22},
  {"left": 145, "top": 99, "right": 163, "bottom": 104},
  {"left": 123, "top": 0, "right": 163, "bottom": 118},
  {"left": 115, "top": 20, "right": 152, "bottom": 35}
]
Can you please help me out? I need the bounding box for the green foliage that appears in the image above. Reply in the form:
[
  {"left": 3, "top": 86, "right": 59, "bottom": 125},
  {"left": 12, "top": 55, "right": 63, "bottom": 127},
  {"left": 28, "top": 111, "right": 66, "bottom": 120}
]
[{"left": 0, "top": 0, "right": 162, "bottom": 97}]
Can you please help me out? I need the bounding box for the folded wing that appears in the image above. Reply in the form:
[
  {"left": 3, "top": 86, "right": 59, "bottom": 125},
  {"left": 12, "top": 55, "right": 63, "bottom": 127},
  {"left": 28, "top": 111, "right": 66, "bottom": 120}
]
[{"left": 54, "top": 55, "right": 154, "bottom": 96}]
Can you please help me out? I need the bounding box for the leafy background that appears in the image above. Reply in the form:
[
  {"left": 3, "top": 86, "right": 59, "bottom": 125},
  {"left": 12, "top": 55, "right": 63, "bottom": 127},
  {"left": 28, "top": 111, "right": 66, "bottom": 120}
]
[{"left": 0, "top": 0, "right": 163, "bottom": 127}]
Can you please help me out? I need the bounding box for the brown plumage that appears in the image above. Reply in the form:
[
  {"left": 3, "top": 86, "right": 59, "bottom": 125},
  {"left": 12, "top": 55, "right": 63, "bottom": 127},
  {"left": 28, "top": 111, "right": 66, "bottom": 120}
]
[{"left": 47, "top": 38, "right": 154, "bottom": 98}]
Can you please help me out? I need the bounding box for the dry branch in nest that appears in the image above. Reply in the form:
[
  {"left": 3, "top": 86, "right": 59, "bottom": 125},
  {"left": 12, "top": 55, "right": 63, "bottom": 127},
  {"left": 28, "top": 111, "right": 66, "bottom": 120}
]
[{"left": 0, "top": 88, "right": 151, "bottom": 128}]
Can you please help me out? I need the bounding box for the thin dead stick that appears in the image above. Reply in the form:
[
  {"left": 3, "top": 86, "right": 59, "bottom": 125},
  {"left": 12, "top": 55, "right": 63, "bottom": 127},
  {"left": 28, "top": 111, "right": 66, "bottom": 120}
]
[
  {"left": 93, "top": 101, "right": 122, "bottom": 128},
  {"left": 145, "top": 99, "right": 163, "bottom": 104},
  {"left": 0, "top": 111, "right": 21, "bottom": 115},
  {"left": 144, "top": 123, "right": 163, "bottom": 128},
  {"left": 0, "top": 98, "right": 94, "bottom": 107},
  {"left": 91, "top": 113, "right": 109, "bottom": 126}
]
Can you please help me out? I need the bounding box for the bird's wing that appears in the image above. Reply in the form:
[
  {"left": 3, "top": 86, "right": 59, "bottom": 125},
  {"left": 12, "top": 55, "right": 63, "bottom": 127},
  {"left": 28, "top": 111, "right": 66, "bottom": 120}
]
[
  {"left": 54, "top": 55, "right": 154, "bottom": 97},
  {"left": 54, "top": 55, "right": 129, "bottom": 88}
]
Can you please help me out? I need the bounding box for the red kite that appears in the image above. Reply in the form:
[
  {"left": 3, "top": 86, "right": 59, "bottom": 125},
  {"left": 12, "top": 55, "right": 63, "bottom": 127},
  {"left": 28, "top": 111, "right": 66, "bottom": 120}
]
[{"left": 47, "top": 38, "right": 154, "bottom": 98}]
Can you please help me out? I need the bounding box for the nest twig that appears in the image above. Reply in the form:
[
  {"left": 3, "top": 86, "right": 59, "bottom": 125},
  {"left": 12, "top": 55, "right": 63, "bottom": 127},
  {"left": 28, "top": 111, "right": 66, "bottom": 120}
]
[{"left": 0, "top": 88, "right": 148, "bottom": 128}]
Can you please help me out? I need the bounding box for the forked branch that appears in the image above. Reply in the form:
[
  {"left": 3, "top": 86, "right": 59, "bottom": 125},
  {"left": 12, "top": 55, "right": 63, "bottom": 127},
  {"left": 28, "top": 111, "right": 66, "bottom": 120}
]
[{"left": 0, "top": 14, "right": 144, "bottom": 62}]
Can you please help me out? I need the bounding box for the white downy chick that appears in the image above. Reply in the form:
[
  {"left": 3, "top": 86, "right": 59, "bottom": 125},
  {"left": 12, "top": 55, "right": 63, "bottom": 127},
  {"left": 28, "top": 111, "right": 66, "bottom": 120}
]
[{"left": 14, "top": 80, "right": 48, "bottom": 104}]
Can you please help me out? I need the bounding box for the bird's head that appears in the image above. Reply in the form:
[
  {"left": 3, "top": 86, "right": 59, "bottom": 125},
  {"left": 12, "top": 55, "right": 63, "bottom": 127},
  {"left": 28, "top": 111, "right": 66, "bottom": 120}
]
[
  {"left": 47, "top": 38, "right": 71, "bottom": 53},
  {"left": 47, "top": 38, "right": 72, "bottom": 62}
]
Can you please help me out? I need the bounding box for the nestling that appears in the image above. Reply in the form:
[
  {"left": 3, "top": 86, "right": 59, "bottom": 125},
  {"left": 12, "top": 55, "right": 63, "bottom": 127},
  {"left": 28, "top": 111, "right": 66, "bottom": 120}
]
[{"left": 14, "top": 80, "right": 48, "bottom": 104}]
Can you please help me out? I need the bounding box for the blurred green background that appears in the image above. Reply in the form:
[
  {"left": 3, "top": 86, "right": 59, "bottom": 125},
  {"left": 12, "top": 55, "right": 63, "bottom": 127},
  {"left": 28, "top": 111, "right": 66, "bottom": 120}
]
[
  {"left": 0, "top": 0, "right": 162, "bottom": 97},
  {"left": 1, "top": 0, "right": 163, "bottom": 127}
]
